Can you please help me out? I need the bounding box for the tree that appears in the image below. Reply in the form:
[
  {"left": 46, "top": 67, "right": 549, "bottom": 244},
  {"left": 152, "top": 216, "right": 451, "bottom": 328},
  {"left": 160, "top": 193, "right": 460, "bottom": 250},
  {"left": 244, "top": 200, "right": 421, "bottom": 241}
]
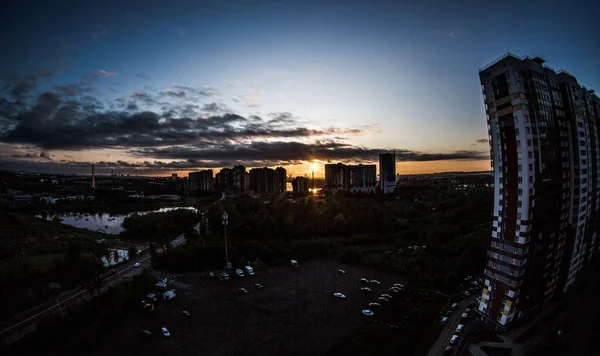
[
  {"left": 127, "top": 246, "right": 137, "bottom": 260},
  {"left": 113, "top": 249, "right": 120, "bottom": 265}
]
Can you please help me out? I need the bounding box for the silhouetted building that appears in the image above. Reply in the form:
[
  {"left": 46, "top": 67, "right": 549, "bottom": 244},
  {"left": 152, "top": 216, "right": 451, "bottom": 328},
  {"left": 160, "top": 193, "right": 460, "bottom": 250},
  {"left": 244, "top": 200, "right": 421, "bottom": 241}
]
[
  {"left": 478, "top": 53, "right": 600, "bottom": 330},
  {"left": 349, "top": 164, "right": 377, "bottom": 193},
  {"left": 171, "top": 173, "right": 178, "bottom": 180},
  {"left": 232, "top": 165, "right": 246, "bottom": 193},
  {"left": 249, "top": 167, "right": 287, "bottom": 194},
  {"left": 292, "top": 176, "right": 309, "bottom": 193},
  {"left": 188, "top": 170, "right": 214, "bottom": 191},
  {"left": 379, "top": 153, "right": 396, "bottom": 193},
  {"left": 325, "top": 163, "right": 350, "bottom": 191},
  {"left": 216, "top": 168, "right": 234, "bottom": 193}
]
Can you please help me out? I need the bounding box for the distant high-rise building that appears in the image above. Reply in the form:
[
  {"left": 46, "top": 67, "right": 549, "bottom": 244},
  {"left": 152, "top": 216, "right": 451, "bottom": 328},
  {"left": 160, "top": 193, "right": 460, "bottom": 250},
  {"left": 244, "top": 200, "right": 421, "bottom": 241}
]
[
  {"left": 249, "top": 167, "right": 287, "bottom": 194},
  {"left": 349, "top": 164, "right": 377, "bottom": 193},
  {"left": 478, "top": 53, "right": 600, "bottom": 330},
  {"left": 325, "top": 163, "right": 350, "bottom": 191},
  {"left": 189, "top": 170, "right": 214, "bottom": 191},
  {"left": 216, "top": 168, "right": 234, "bottom": 193},
  {"left": 292, "top": 176, "right": 309, "bottom": 193},
  {"left": 379, "top": 153, "right": 396, "bottom": 193},
  {"left": 232, "top": 165, "right": 246, "bottom": 193},
  {"left": 171, "top": 173, "right": 178, "bottom": 180}
]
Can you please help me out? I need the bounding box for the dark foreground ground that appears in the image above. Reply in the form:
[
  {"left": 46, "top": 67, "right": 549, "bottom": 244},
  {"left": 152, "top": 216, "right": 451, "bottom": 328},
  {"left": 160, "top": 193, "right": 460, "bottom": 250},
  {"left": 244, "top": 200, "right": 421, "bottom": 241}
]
[{"left": 89, "top": 261, "right": 441, "bottom": 356}]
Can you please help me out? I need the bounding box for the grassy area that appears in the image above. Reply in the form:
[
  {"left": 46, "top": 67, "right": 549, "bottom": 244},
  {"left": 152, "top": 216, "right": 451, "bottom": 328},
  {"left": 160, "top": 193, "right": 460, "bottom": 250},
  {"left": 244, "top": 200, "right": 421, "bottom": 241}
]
[{"left": 0, "top": 212, "right": 115, "bottom": 320}]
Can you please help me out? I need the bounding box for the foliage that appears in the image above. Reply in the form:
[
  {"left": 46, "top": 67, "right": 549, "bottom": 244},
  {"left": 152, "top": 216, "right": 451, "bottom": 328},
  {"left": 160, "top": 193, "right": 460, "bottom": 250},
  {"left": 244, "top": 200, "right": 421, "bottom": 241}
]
[{"left": 120, "top": 209, "right": 199, "bottom": 243}]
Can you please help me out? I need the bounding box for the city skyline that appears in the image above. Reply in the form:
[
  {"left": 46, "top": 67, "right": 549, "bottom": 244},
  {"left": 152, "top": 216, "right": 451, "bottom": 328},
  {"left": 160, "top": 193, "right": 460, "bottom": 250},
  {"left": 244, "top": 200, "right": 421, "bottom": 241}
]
[{"left": 1, "top": 0, "right": 599, "bottom": 176}]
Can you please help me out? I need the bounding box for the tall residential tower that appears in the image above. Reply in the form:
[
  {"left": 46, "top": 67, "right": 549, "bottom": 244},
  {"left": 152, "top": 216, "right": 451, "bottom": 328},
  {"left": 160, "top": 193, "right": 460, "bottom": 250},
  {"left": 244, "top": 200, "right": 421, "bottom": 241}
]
[{"left": 478, "top": 53, "right": 600, "bottom": 329}]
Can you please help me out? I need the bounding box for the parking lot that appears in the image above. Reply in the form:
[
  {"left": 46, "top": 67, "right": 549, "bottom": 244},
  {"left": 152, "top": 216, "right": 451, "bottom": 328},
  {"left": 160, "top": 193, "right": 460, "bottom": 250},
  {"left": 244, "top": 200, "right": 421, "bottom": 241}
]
[{"left": 90, "top": 260, "right": 425, "bottom": 356}]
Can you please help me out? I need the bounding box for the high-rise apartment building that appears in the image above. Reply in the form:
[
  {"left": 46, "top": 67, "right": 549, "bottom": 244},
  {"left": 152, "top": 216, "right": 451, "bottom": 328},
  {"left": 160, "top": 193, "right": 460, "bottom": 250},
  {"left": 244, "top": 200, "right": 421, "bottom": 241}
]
[
  {"left": 325, "top": 163, "right": 350, "bottom": 191},
  {"left": 379, "top": 153, "right": 396, "bottom": 193},
  {"left": 249, "top": 167, "right": 287, "bottom": 194},
  {"left": 232, "top": 165, "right": 246, "bottom": 193},
  {"left": 292, "top": 176, "right": 309, "bottom": 193},
  {"left": 188, "top": 170, "right": 214, "bottom": 191},
  {"left": 478, "top": 53, "right": 600, "bottom": 329},
  {"left": 349, "top": 164, "right": 377, "bottom": 193}
]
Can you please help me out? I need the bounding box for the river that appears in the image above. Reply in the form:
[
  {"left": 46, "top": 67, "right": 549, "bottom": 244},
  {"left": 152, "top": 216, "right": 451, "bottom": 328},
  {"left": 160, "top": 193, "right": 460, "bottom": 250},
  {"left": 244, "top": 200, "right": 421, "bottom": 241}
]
[{"left": 37, "top": 206, "right": 198, "bottom": 235}]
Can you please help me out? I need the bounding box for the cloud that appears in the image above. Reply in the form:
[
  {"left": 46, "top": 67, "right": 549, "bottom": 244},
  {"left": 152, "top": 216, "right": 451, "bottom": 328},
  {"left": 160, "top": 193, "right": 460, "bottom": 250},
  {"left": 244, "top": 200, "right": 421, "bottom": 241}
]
[
  {"left": 247, "top": 103, "right": 261, "bottom": 108},
  {"left": 176, "top": 27, "right": 188, "bottom": 36},
  {"left": 448, "top": 32, "right": 455, "bottom": 37},
  {"left": 232, "top": 97, "right": 240, "bottom": 103},
  {"left": 40, "top": 151, "right": 52, "bottom": 160},
  {"left": 130, "top": 91, "right": 156, "bottom": 106},
  {"left": 55, "top": 82, "right": 95, "bottom": 96},
  {"left": 91, "top": 27, "right": 108, "bottom": 40},
  {"left": 161, "top": 88, "right": 186, "bottom": 97},
  {"left": 93, "top": 70, "right": 118, "bottom": 77},
  {"left": 136, "top": 73, "right": 150, "bottom": 80},
  {"left": 6, "top": 68, "right": 62, "bottom": 98},
  {"left": 476, "top": 138, "right": 488, "bottom": 144},
  {"left": 202, "top": 103, "right": 226, "bottom": 113},
  {"left": 172, "top": 84, "right": 220, "bottom": 97}
]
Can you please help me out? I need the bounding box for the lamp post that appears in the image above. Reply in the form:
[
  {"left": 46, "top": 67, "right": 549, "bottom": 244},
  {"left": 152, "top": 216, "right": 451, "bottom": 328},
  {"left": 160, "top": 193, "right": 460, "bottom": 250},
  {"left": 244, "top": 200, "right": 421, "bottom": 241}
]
[{"left": 222, "top": 211, "right": 231, "bottom": 269}]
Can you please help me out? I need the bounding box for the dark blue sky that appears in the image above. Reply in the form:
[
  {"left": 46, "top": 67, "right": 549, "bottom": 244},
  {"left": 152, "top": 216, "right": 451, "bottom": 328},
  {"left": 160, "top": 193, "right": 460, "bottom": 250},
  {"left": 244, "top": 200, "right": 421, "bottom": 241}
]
[{"left": 1, "top": 0, "right": 599, "bottom": 175}]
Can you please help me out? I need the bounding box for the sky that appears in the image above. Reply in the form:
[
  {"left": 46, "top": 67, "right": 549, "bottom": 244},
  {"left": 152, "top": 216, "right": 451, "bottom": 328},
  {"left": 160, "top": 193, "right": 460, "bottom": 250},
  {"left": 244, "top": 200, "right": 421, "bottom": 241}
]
[{"left": 0, "top": 0, "right": 598, "bottom": 177}]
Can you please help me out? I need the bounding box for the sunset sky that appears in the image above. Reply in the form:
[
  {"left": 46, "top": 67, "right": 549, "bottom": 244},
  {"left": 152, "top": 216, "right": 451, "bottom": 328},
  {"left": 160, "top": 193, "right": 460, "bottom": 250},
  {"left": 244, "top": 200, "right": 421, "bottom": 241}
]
[{"left": 1, "top": 0, "right": 598, "bottom": 177}]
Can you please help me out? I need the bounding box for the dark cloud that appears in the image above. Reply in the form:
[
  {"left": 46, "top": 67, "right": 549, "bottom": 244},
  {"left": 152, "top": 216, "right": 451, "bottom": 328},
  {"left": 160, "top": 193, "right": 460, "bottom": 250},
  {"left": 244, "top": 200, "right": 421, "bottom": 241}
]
[
  {"left": 476, "top": 138, "right": 489, "bottom": 144},
  {"left": 136, "top": 73, "right": 150, "bottom": 80},
  {"left": 7, "top": 68, "right": 62, "bottom": 99},
  {"left": 172, "top": 84, "right": 219, "bottom": 96},
  {"left": 161, "top": 89, "right": 186, "bottom": 98},
  {"left": 55, "top": 82, "right": 95, "bottom": 97},
  {"left": 130, "top": 92, "right": 155, "bottom": 106},
  {"left": 133, "top": 141, "right": 487, "bottom": 164},
  {"left": 202, "top": 102, "right": 226, "bottom": 113}
]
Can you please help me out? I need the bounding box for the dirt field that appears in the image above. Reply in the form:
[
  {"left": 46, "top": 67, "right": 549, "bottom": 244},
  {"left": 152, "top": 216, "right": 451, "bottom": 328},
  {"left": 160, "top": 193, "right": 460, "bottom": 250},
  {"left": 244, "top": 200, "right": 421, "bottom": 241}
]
[{"left": 90, "top": 260, "right": 427, "bottom": 356}]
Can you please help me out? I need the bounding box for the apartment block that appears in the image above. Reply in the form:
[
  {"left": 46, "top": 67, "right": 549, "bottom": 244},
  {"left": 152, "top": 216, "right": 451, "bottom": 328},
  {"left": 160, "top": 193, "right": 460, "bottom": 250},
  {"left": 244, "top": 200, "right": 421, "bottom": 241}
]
[{"left": 478, "top": 53, "right": 600, "bottom": 329}]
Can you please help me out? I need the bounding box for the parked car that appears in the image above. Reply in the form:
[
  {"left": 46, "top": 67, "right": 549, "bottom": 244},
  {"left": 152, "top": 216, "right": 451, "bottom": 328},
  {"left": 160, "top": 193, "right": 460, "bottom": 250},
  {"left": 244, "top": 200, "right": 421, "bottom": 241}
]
[
  {"left": 361, "top": 287, "right": 372, "bottom": 293},
  {"left": 134, "top": 262, "right": 141, "bottom": 267},
  {"left": 333, "top": 293, "right": 346, "bottom": 299},
  {"left": 239, "top": 288, "right": 248, "bottom": 294},
  {"left": 360, "top": 278, "right": 369, "bottom": 284},
  {"left": 463, "top": 291, "right": 471, "bottom": 296},
  {"left": 254, "top": 283, "right": 264, "bottom": 289},
  {"left": 443, "top": 345, "right": 453, "bottom": 355},
  {"left": 461, "top": 313, "right": 468, "bottom": 323},
  {"left": 456, "top": 324, "right": 464, "bottom": 333},
  {"left": 378, "top": 297, "right": 390, "bottom": 303},
  {"left": 235, "top": 269, "right": 245, "bottom": 277},
  {"left": 369, "top": 279, "right": 381, "bottom": 285},
  {"left": 450, "top": 335, "right": 458, "bottom": 344},
  {"left": 338, "top": 269, "right": 346, "bottom": 275},
  {"left": 362, "top": 309, "right": 375, "bottom": 316},
  {"left": 244, "top": 266, "right": 255, "bottom": 275},
  {"left": 389, "top": 287, "right": 401, "bottom": 293},
  {"left": 381, "top": 293, "right": 393, "bottom": 299},
  {"left": 141, "top": 329, "right": 152, "bottom": 337},
  {"left": 465, "top": 308, "right": 472, "bottom": 313},
  {"left": 290, "top": 260, "right": 299, "bottom": 268},
  {"left": 440, "top": 316, "right": 449, "bottom": 325},
  {"left": 393, "top": 283, "right": 404, "bottom": 288},
  {"left": 221, "top": 272, "right": 230, "bottom": 280},
  {"left": 368, "top": 302, "right": 382, "bottom": 308},
  {"left": 182, "top": 310, "right": 191, "bottom": 317},
  {"left": 451, "top": 303, "right": 458, "bottom": 309},
  {"left": 161, "top": 327, "right": 171, "bottom": 338}
]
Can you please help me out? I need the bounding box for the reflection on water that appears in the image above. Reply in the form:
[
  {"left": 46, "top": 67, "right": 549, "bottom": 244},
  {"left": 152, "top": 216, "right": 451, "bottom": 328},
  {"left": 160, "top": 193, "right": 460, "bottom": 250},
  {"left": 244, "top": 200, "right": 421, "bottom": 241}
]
[{"left": 38, "top": 206, "right": 197, "bottom": 235}]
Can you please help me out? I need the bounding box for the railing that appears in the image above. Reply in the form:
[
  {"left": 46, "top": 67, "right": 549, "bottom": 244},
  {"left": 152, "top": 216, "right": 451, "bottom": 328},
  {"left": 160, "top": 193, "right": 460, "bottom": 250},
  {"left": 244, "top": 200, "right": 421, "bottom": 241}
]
[{"left": 479, "top": 52, "right": 523, "bottom": 73}]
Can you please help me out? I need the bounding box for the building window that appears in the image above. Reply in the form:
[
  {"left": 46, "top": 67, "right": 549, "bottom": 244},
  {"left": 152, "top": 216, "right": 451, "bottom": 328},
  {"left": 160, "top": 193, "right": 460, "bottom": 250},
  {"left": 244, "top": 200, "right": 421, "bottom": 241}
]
[
  {"left": 518, "top": 201, "right": 523, "bottom": 208},
  {"left": 527, "top": 139, "right": 532, "bottom": 147},
  {"left": 518, "top": 152, "right": 522, "bottom": 160},
  {"left": 518, "top": 165, "right": 522, "bottom": 172},
  {"left": 515, "top": 128, "right": 520, "bottom": 135},
  {"left": 518, "top": 177, "right": 523, "bottom": 183},
  {"left": 529, "top": 164, "right": 533, "bottom": 170},
  {"left": 526, "top": 127, "right": 531, "bottom": 134},
  {"left": 528, "top": 151, "right": 533, "bottom": 159},
  {"left": 518, "top": 189, "right": 523, "bottom": 196},
  {"left": 516, "top": 140, "right": 521, "bottom": 148},
  {"left": 514, "top": 117, "right": 519, "bottom": 124}
]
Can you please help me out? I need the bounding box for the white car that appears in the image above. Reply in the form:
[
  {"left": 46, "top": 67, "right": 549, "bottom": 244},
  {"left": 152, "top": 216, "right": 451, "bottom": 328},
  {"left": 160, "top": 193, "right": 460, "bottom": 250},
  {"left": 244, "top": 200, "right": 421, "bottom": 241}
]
[
  {"left": 239, "top": 288, "right": 248, "bottom": 294},
  {"left": 134, "top": 262, "right": 141, "bottom": 267},
  {"left": 181, "top": 310, "right": 191, "bottom": 317},
  {"left": 254, "top": 283, "right": 264, "bottom": 289},
  {"left": 393, "top": 283, "right": 404, "bottom": 288},
  {"left": 362, "top": 309, "right": 374, "bottom": 316},
  {"left": 360, "top": 278, "right": 369, "bottom": 284},
  {"left": 368, "top": 302, "right": 382, "bottom": 308},
  {"left": 456, "top": 324, "right": 464, "bottom": 333},
  {"left": 235, "top": 269, "right": 245, "bottom": 277},
  {"left": 338, "top": 269, "right": 346, "bottom": 275},
  {"left": 450, "top": 335, "right": 458, "bottom": 344},
  {"left": 440, "top": 316, "right": 449, "bottom": 325},
  {"left": 381, "top": 293, "right": 393, "bottom": 299},
  {"left": 361, "top": 287, "right": 372, "bottom": 293},
  {"left": 369, "top": 279, "right": 381, "bottom": 285},
  {"left": 161, "top": 327, "right": 171, "bottom": 338},
  {"left": 451, "top": 303, "right": 458, "bottom": 309},
  {"left": 333, "top": 293, "right": 346, "bottom": 299},
  {"left": 389, "top": 287, "right": 401, "bottom": 293},
  {"left": 378, "top": 297, "right": 390, "bottom": 303},
  {"left": 244, "top": 266, "right": 255, "bottom": 275},
  {"left": 463, "top": 291, "right": 471, "bottom": 296}
]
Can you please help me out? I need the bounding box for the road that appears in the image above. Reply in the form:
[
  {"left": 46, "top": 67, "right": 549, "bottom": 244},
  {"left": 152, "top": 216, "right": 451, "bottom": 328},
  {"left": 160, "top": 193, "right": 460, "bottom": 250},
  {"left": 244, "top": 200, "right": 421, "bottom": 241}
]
[
  {"left": 426, "top": 297, "right": 475, "bottom": 356},
  {"left": 0, "top": 232, "right": 188, "bottom": 348}
]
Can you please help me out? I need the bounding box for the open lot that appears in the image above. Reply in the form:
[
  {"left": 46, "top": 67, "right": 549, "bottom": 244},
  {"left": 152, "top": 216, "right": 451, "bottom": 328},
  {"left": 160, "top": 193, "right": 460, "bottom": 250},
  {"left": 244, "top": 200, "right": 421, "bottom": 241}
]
[{"left": 89, "top": 260, "right": 437, "bottom": 356}]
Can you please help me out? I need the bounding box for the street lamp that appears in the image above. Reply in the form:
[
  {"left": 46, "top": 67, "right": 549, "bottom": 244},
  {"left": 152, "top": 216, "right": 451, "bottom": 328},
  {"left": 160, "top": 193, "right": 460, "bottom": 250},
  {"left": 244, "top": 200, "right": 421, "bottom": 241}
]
[{"left": 222, "top": 211, "right": 231, "bottom": 269}]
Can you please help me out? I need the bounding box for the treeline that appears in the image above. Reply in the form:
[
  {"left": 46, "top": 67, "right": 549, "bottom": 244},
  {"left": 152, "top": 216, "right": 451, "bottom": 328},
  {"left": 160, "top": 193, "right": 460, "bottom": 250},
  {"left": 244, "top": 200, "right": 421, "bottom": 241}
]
[
  {"left": 0, "top": 212, "right": 110, "bottom": 320},
  {"left": 155, "top": 184, "right": 492, "bottom": 292},
  {"left": 5, "top": 269, "right": 156, "bottom": 356},
  {"left": 120, "top": 208, "right": 199, "bottom": 243}
]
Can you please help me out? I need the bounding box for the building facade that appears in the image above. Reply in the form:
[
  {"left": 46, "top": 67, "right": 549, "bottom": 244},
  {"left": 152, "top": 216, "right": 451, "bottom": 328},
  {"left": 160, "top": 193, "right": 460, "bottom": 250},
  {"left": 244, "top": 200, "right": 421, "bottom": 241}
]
[
  {"left": 292, "top": 176, "right": 309, "bottom": 193},
  {"left": 249, "top": 167, "right": 287, "bottom": 194},
  {"left": 325, "top": 163, "right": 350, "bottom": 191},
  {"left": 379, "top": 153, "right": 396, "bottom": 193},
  {"left": 349, "top": 164, "right": 377, "bottom": 193},
  {"left": 478, "top": 53, "right": 600, "bottom": 329},
  {"left": 188, "top": 170, "right": 214, "bottom": 191}
]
